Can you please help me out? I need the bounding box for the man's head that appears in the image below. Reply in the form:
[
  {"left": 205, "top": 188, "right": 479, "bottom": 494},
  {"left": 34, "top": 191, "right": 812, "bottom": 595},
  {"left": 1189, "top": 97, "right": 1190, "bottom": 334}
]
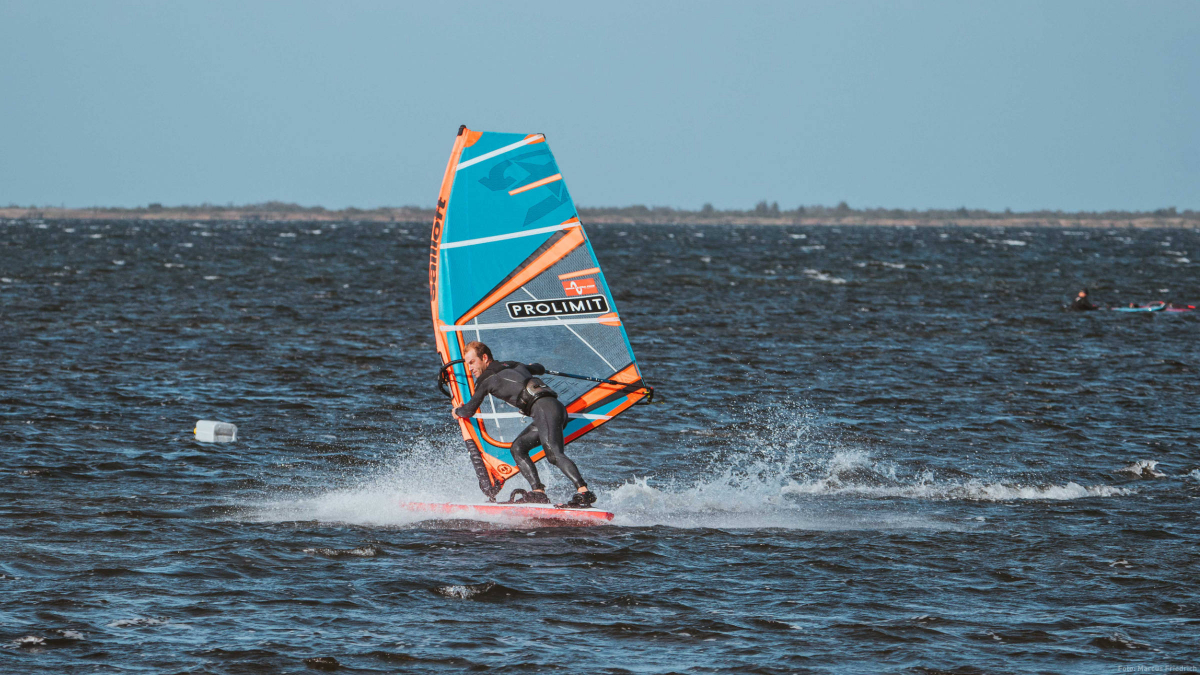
[
  {"left": 463, "top": 341, "right": 493, "bottom": 379},
  {"left": 1077, "top": 289, "right": 1088, "bottom": 298}
]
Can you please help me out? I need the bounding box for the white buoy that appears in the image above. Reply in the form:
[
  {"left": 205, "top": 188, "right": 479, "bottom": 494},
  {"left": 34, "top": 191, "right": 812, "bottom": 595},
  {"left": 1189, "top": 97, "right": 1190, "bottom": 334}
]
[{"left": 194, "top": 420, "right": 237, "bottom": 443}]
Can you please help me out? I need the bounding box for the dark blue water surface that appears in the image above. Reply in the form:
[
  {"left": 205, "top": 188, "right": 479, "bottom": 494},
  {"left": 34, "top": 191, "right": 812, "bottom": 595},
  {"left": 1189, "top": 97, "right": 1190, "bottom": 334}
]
[{"left": 2, "top": 219, "right": 1198, "bottom": 674}]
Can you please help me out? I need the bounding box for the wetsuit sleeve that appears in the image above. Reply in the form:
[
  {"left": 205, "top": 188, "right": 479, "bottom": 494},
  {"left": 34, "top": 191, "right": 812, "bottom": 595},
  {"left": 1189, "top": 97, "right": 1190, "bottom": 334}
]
[
  {"left": 527, "top": 363, "right": 546, "bottom": 376},
  {"left": 455, "top": 377, "right": 493, "bottom": 418}
]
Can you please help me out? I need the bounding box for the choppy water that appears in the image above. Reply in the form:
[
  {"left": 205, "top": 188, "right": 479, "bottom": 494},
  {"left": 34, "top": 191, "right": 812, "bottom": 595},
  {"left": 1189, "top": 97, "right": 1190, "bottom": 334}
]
[{"left": 2, "top": 219, "right": 1198, "bottom": 674}]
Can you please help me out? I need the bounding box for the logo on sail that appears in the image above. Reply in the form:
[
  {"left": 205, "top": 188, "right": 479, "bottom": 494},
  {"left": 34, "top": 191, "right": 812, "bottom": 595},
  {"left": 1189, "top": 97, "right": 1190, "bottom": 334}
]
[
  {"left": 562, "top": 278, "right": 597, "bottom": 296},
  {"left": 507, "top": 295, "right": 610, "bottom": 320}
]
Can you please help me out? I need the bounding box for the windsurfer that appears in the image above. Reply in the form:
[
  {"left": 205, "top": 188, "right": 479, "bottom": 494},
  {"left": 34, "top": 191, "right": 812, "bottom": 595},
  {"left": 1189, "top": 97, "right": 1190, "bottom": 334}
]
[
  {"left": 1067, "top": 288, "right": 1099, "bottom": 311},
  {"left": 453, "top": 341, "right": 597, "bottom": 508}
]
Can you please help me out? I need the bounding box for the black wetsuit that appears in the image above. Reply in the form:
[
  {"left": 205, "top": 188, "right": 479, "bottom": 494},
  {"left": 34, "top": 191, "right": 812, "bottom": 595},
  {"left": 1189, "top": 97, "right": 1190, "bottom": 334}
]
[
  {"left": 1068, "top": 296, "right": 1098, "bottom": 311},
  {"left": 455, "top": 361, "right": 586, "bottom": 492}
]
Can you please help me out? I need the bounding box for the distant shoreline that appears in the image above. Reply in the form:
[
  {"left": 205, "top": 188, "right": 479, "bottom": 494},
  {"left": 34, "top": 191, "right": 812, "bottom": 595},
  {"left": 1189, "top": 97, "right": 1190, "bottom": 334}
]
[{"left": 2, "top": 204, "right": 1196, "bottom": 229}]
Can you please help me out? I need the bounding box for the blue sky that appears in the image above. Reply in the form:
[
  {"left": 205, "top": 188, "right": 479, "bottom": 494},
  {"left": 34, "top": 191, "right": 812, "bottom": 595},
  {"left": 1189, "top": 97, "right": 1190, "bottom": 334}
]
[{"left": 1, "top": 0, "right": 1197, "bottom": 211}]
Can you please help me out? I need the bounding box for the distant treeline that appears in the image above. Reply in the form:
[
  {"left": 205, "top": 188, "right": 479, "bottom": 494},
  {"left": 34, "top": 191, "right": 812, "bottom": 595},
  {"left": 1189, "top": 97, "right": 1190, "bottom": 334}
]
[
  {"left": 582, "top": 201, "right": 1198, "bottom": 222},
  {"left": 3, "top": 200, "right": 1197, "bottom": 226}
]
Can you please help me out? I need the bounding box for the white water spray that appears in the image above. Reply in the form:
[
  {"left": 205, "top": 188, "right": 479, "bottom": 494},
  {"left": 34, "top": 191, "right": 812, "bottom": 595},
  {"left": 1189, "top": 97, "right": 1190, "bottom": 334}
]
[{"left": 247, "top": 401, "right": 1132, "bottom": 531}]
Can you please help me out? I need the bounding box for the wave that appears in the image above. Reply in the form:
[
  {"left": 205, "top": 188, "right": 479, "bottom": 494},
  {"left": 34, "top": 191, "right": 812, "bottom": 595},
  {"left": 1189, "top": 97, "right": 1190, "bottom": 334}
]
[
  {"left": 774, "top": 448, "right": 1132, "bottom": 500},
  {"left": 1116, "top": 459, "right": 1167, "bottom": 479},
  {"left": 605, "top": 452, "right": 1131, "bottom": 530},
  {"left": 605, "top": 403, "right": 1133, "bottom": 529},
  {"left": 245, "top": 402, "right": 1132, "bottom": 531},
  {"left": 302, "top": 545, "right": 381, "bottom": 557},
  {"left": 803, "top": 268, "right": 846, "bottom": 284},
  {"left": 430, "top": 581, "right": 524, "bottom": 600},
  {"left": 107, "top": 617, "right": 170, "bottom": 628}
]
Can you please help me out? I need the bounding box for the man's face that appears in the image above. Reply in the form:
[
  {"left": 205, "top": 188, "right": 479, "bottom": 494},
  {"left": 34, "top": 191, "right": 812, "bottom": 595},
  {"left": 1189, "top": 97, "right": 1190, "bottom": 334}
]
[{"left": 464, "top": 349, "right": 490, "bottom": 379}]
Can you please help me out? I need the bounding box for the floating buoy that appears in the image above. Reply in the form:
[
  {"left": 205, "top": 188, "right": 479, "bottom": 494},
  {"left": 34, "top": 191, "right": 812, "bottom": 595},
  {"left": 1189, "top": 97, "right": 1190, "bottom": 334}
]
[{"left": 194, "top": 420, "right": 237, "bottom": 443}]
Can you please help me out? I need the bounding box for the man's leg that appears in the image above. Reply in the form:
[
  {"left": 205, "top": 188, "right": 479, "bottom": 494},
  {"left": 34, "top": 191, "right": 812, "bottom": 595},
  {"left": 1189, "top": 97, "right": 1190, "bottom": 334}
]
[
  {"left": 530, "top": 398, "right": 586, "bottom": 490},
  {"left": 509, "top": 424, "right": 545, "bottom": 490}
]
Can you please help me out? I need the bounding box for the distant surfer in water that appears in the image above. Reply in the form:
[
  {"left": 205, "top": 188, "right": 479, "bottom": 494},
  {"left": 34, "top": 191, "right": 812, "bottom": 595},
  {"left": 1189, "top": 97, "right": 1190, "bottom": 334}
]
[
  {"left": 1067, "top": 288, "right": 1099, "bottom": 311},
  {"left": 454, "top": 341, "right": 598, "bottom": 508}
]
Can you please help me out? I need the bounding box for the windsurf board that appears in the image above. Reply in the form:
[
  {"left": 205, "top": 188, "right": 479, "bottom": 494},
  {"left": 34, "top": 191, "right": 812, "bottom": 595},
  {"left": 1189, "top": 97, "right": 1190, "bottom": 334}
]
[{"left": 400, "top": 501, "right": 614, "bottom": 525}]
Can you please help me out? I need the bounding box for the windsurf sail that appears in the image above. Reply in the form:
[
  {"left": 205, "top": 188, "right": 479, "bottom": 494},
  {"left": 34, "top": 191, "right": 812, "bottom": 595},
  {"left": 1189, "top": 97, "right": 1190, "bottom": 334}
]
[{"left": 429, "top": 126, "right": 652, "bottom": 496}]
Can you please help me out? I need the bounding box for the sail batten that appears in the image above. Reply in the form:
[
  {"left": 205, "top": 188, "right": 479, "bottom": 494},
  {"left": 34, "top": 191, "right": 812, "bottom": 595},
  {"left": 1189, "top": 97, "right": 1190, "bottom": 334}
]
[
  {"left": 441, "top": 316, "right": 620, "bottom": 332},
  {"left": 441, "top": 220, "right": 577, "bottom": 249},
  {"left": 429, "top": 126, "right": 649, "bottom": 492}
]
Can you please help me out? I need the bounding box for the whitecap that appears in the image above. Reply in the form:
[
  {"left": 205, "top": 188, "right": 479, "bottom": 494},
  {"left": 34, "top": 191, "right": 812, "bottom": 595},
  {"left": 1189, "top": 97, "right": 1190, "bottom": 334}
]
[
  {"left": 1091, "top": 632, "right": 1151, "bottom": 650},
  {"left": 432, "top": 582, "right": 496, "bottom": 599},
  {"left": 605, "top": 401, "right": 1134, "bottom": 531},
  {"left": 779, "top": 451, "right": 1132, "bottom": 500},
  {"left": 1116, "top": 460, "right": 1166, "bottom": 479},
  {"left": 107, "top": 617, "right": 169, "bottom": 628},
  {"left": 303, "top": 545, "right": 380, "bottom": 557},
  {"left": 803, "top": 269, "right": 845, "bottom": 284}
]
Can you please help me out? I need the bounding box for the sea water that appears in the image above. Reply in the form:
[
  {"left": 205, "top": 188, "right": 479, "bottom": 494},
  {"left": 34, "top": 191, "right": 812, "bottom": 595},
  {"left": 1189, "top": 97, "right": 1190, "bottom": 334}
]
[{"left": 1, "top": 219, "right": 1198, "bottom": 673}]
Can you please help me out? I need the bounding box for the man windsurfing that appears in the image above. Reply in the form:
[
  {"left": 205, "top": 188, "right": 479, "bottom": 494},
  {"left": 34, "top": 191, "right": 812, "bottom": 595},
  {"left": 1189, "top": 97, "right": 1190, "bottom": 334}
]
[
  {"left": 1067, "top": 288, "right": 1099, "bottom": 311},
  {"left": 453, "top": 341, "right": 597, "bottom": 508}
]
